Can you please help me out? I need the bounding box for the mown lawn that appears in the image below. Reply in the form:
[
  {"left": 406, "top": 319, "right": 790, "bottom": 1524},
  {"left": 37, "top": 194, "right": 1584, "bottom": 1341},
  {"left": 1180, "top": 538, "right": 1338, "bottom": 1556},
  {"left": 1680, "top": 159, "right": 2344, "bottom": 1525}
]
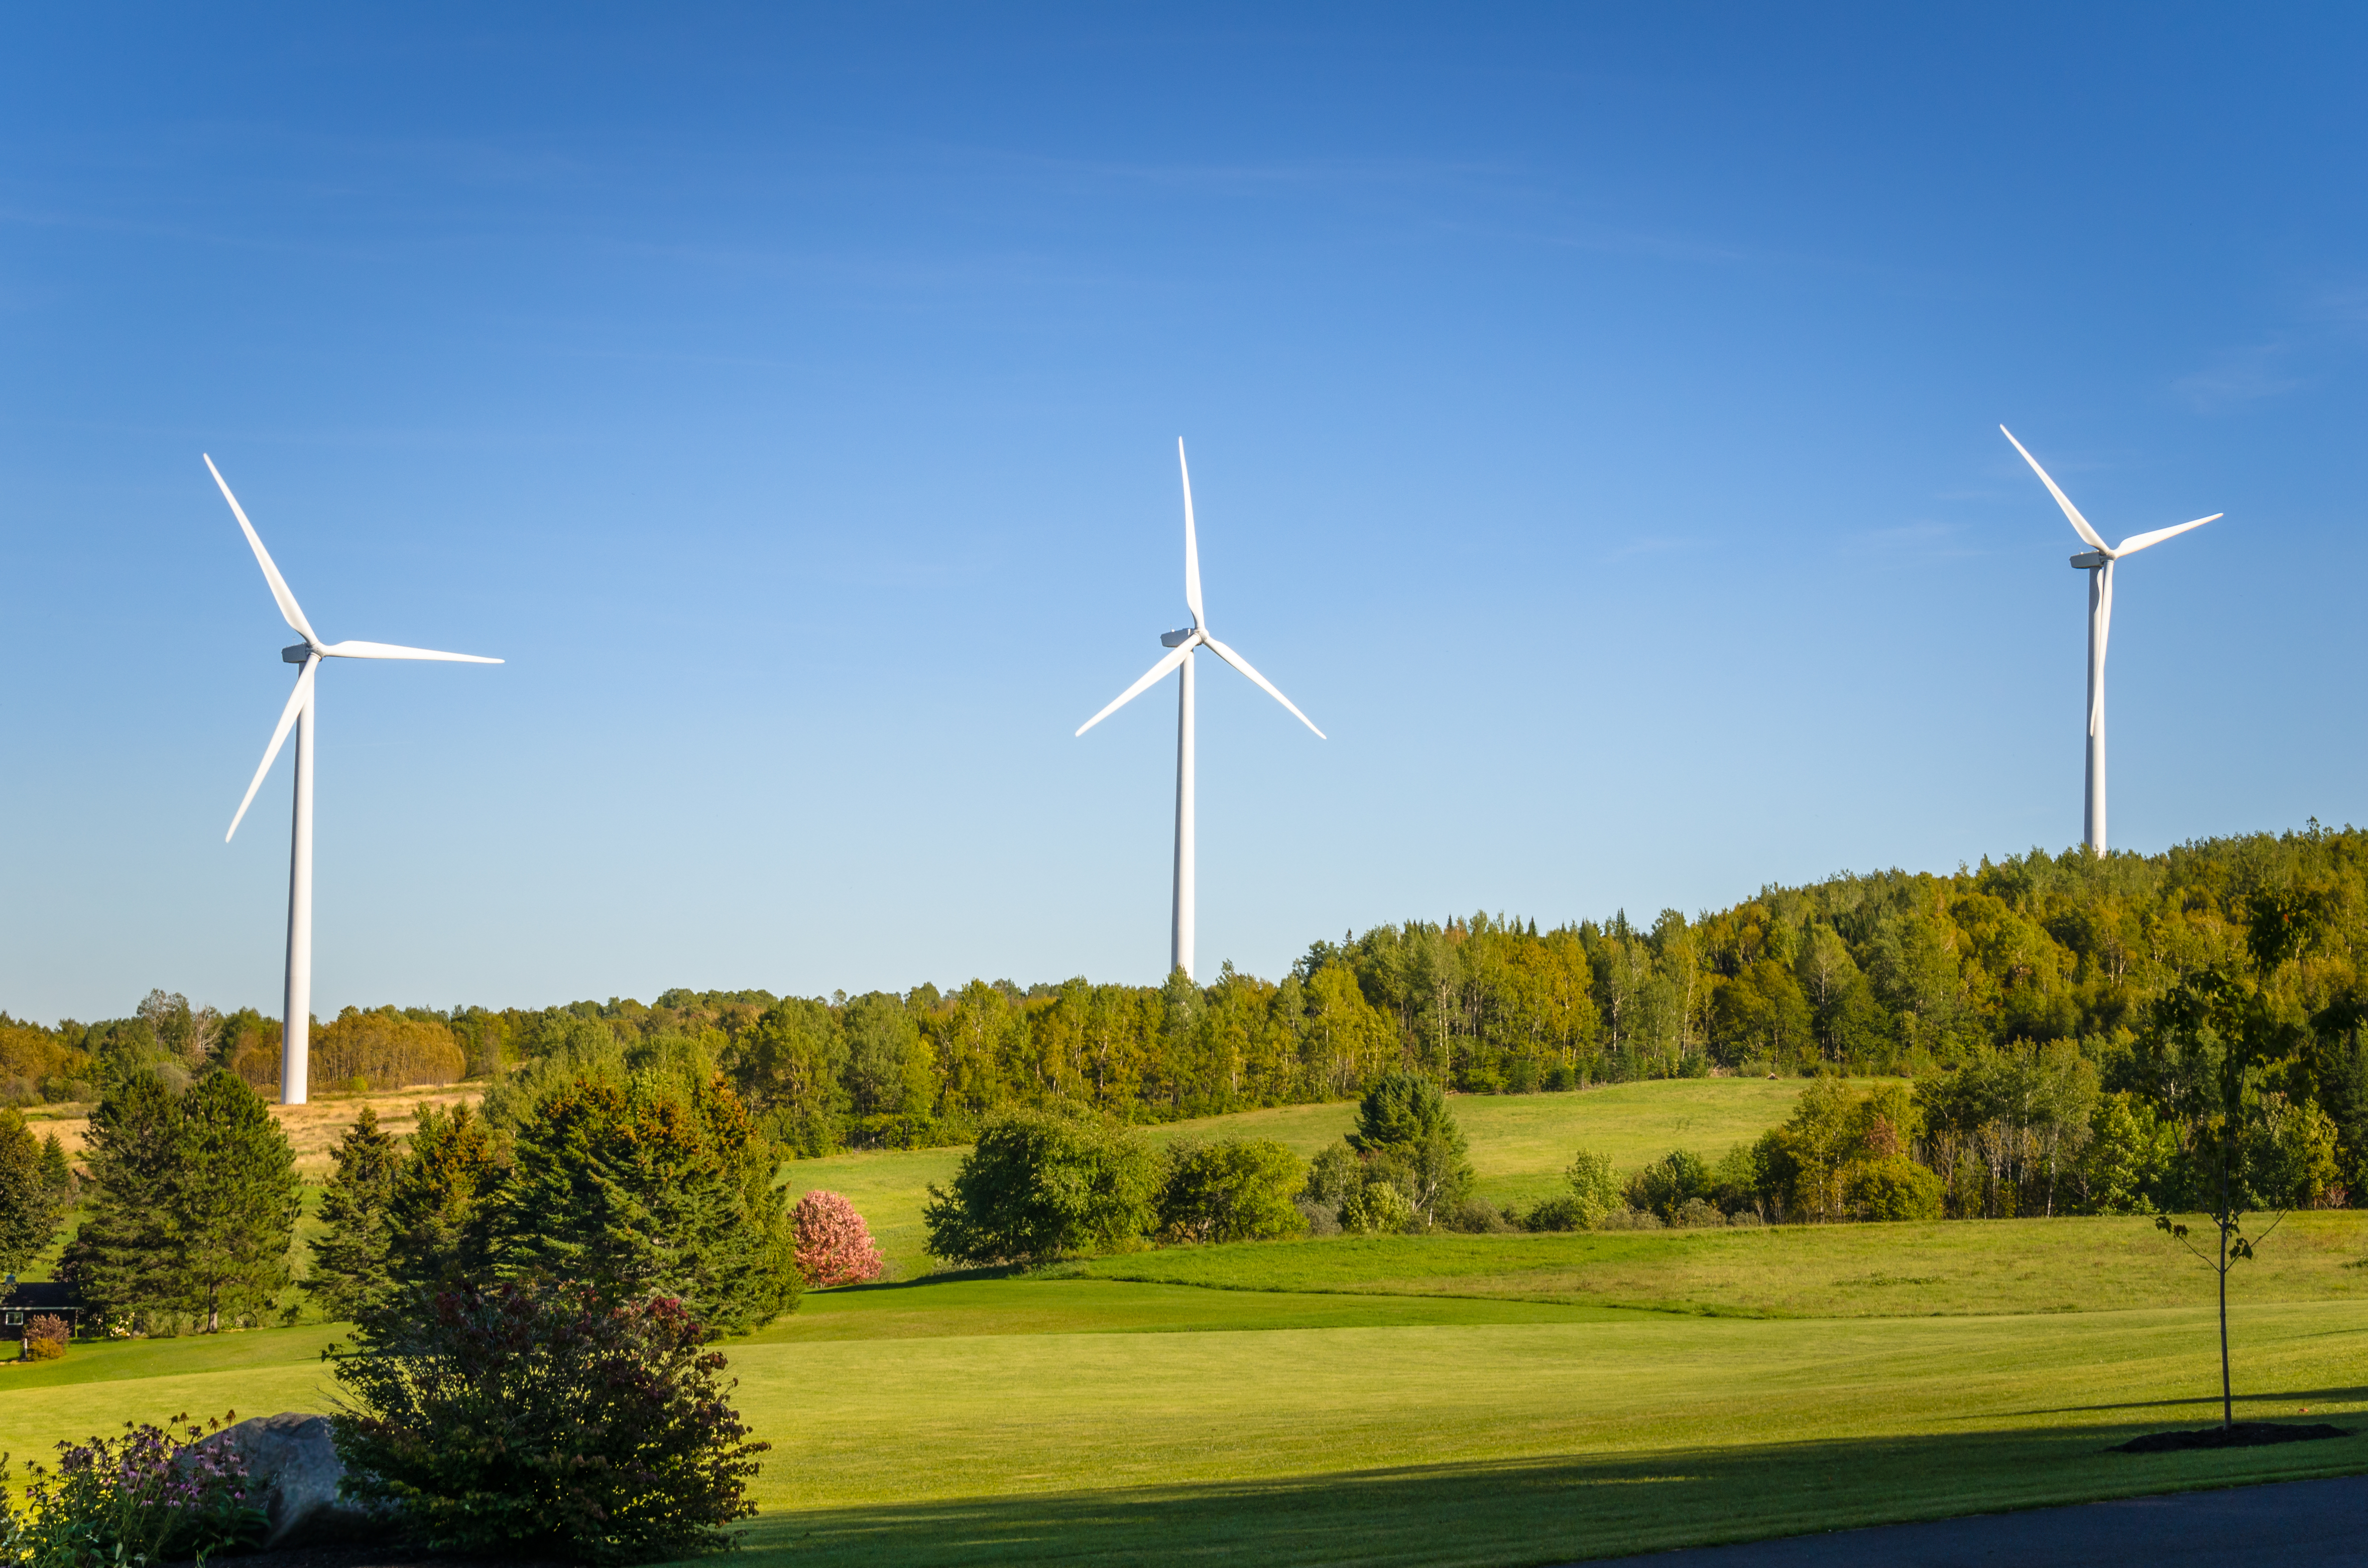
[
  {"left": 9, "top": 1215, "right": 2367, "bottom": 1566},
  {"left": 726, "top": 1284, "right": 2368, "bottom": 1566}
]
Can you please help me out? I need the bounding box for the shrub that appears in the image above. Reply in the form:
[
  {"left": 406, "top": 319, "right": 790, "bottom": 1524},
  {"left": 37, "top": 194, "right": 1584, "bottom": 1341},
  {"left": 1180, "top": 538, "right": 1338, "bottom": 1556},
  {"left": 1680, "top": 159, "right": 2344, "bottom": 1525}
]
[
  {"left": 922, "top": 1109, "right": 1157, "bottom": 1266},
  {"left": 1709, "top": 1141, "right": 1765, "bottom": 1216},
  {"left": 1564, "top": 1149, "right": 1622, "bottom": 1227},
  {"left": 12, "top": 1411, "right": 266, "bottom": 1564},
  {"left": 1523, "top": 1195, "right": 1590, "bottom": 1232},
  {"left": 330, "top": 1282, "right": 765, "bottom": 1565},
  {"left": 1843, "top": 1155, "right": 1945, "bottom": 1221},
  {"left": 1625, "top": 1150, "right": 1712, "bottom": 1221},
  {"left": 792, "top": 1190, "right": 885, "bottom": 1287},
  {"left": 1301, "top": 1140, "right": 1363, "bottom": 1212},
  {"left": 1156, "top": 1139, "right": 1307, "bottom": 1244},
  {"left": 1336, "top": 1177, "right": 1414, "bottom": 1235},
  {"left": 1672, "top": 1197, "right": 1725, "bottom": 1229},
  {"left": 20, "top": 1312, "right": 68, "bottom": 1361},
  {"left": 1593, "top": 1208, "right": 1664, "bottom": 1231},
  {"left": 1437, "top": 1198, "right": 1514, "bottom": 1234}
]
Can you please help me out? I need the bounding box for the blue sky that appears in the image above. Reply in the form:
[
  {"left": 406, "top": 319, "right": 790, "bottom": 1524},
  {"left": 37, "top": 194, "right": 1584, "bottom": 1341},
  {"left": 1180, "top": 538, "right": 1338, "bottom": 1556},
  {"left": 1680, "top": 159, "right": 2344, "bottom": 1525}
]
[{"left": 5, "top": 4, "right": 2365, "bottom": 1022}]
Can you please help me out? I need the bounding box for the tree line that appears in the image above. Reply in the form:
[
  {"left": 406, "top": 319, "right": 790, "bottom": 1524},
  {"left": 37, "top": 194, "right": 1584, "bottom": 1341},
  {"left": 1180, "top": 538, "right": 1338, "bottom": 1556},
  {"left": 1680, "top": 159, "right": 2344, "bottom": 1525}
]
[
  {"left": 11, "top": 824, "right": 2367, "bottom": 1201},
  {"left": 42, "top": 1031, "right": 800, "bottom": 1335}
]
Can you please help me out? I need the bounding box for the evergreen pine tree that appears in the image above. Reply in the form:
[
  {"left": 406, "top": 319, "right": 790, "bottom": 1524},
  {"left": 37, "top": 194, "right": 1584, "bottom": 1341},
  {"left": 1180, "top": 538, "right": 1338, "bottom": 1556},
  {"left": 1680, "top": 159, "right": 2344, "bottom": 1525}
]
[
  {"left": 485, "top": 1071, "right": 798, "bottom": 1333},
  {"left": 385, "top": 1101, "right": 498, "bottom": 1296},
  {"left": 173, "top": 1069, "right": 301, "bottom": 1332},
  {"left": 0, "top": 1110, "right": 66, "bottom": 1273},
  {"left": 304, "top": 1104, "right": 401, "bottom": 1320},
  {"left": 37, "top": 1132, "right": 76, "bottom": 1208},
  {"left": 63, "top": 1070, "right": 185, "bottom": 1321}
]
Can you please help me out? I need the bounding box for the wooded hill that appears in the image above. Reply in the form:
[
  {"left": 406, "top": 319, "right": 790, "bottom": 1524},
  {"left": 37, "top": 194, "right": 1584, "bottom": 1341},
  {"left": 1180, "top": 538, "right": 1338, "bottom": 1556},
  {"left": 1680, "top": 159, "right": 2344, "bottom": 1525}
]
[{"left": 9, "top": 824, "right": 2367, "bottom": 1190}]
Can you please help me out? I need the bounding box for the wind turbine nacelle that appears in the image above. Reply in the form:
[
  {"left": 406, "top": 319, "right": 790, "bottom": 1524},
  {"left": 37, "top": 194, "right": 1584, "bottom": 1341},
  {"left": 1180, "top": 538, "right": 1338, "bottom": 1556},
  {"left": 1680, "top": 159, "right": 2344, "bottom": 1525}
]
[
  {"left": 2069, "top": 550, "right": 2109, "bottom": 570},
  {"left": 282, "top": 643, "right": 313, "bottom": 664},
  {"left": 1160, "top": 628, "right": 1197, "bottom": 648}
]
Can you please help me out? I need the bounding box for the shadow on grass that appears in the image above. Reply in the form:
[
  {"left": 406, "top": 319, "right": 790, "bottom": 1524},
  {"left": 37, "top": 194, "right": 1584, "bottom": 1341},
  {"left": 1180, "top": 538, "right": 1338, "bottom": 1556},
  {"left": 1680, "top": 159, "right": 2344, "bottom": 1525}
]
[
  {"left": 709, "top": 1417, "right": 2368, "bottom": 1568},
  {"left": 816, "top": 1266, "right": 1032, "bottom": 1295},
  {"left": 2013, "top": 1386, "right": 2368, "bottom": 1418}
]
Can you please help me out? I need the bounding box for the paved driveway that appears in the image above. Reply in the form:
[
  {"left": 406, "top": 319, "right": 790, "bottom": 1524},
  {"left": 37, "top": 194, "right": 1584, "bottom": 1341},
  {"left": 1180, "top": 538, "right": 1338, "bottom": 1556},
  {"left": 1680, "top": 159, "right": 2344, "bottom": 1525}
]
[{"left": 1580, "top": 1474, "right": 2368, "bottom": 1566}]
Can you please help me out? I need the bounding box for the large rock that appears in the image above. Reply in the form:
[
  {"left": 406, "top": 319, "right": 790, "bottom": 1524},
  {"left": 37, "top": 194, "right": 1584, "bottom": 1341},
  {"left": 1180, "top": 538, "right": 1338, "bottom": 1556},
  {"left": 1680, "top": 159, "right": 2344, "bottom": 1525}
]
[{"left": 206, "top": 1411, "right": 388, "bottom": 1549}]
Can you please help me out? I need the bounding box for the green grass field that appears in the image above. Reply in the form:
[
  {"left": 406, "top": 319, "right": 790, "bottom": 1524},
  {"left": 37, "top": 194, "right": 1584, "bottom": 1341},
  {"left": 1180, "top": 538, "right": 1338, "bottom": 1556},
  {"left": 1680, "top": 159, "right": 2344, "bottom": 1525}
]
[
  {"left": 10, "top": 1080, "right": 2368, "bottom": 1566},
  {"left": 783, "top": 1077, "right": 1841, "bottom": 1279},
  {"left": 1059, "top": 1212, "right": 2368, "bottom": 1317}
]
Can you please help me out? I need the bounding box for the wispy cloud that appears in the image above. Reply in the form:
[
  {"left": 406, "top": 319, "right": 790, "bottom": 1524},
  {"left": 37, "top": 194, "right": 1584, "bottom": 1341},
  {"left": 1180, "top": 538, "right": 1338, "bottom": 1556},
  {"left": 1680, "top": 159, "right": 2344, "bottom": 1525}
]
[
  {"left": 2172, "top": 338, "right": 2302, "bottom": 412},
  {"left": 1853, "top": 519, "right": 1983, "bottom": 566},
  {"left": 1605, "top": 534, "right": 1702, "bottom": 561}
]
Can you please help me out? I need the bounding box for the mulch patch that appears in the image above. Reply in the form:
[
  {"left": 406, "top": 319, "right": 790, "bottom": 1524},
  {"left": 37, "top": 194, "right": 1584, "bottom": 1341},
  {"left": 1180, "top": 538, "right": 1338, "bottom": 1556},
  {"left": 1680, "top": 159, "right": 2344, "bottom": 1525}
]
[
  {"left": 164, "top": 1547, "right": 572, "bottom": 1568},
  {"left": 2114, "top": 1421, "right": 2353, "bottom": 1454}
]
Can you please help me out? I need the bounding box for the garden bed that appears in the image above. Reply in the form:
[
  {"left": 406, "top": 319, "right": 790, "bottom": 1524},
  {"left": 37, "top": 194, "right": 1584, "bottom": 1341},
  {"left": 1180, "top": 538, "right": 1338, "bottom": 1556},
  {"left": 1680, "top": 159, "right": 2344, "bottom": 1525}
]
[{"left": 2114, "top": 1421, "right": 2352, "bottom": 1453}]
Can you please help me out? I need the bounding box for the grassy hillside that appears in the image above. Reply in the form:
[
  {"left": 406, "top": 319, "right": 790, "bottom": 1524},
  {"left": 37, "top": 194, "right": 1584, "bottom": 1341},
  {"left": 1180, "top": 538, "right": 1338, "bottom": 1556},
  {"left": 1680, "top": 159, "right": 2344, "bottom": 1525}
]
[
  {"left": 785, "top": 1076, "right": 1841, "bottom": 1278},
  {"left": 1060, "top": 1212, "right": 2368, "bottom": 1318}
]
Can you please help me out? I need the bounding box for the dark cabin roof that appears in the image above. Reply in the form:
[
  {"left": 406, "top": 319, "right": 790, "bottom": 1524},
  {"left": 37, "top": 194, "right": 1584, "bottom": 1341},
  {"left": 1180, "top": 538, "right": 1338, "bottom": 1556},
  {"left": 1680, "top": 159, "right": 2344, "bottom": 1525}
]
[{"left": 4, "top": 1282, "right": 84, "bottom": 1311}]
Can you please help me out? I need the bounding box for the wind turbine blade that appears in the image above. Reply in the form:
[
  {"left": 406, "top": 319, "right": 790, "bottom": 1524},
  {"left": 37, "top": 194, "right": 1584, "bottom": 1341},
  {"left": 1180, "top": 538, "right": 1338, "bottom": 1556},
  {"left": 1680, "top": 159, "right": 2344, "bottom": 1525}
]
[
  {"left": 1076, "top": 641, "right": 1194, "bottom": 737},
  {"left": 2113, "top": 514, "right": 2221, "bottom": 556},
  {"left": 1201, "top": 635, "right": 1326, "bottom": 739},
  {"left": 227, "top": 658, "right": 317, "bottom": 841},
  {"left": 203, "top": 454, "right": 321, "bottom": 647},
  {"left": 1999, "top": 427, "right": 2111, "bottom": 555},
  {"left": 1179, "top": 439, "right": 1205, "bottom": 629},
  {"left": 318, "top": 640, "right": 503, "bottom": 663}
]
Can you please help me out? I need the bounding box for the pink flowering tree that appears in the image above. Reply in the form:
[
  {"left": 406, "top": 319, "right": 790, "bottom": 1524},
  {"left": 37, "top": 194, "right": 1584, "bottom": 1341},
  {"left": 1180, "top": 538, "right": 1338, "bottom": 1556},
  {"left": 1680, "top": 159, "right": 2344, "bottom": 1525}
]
[{"left": 793, "top": 1190, "right": 886, "bottom": 1287}]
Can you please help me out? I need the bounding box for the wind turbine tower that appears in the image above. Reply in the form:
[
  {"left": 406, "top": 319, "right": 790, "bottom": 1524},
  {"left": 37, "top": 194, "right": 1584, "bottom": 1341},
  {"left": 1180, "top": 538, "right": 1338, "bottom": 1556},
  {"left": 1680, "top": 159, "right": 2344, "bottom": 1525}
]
[
  {"left": 1077, "top": 441, "right": 1324, "bottom": 981},
  {"left": 206, "top": 455, "right": 501, "bottom": 1104},
  {"left": 2000, "top": 427, "right": 2219, "bottom": 854}
]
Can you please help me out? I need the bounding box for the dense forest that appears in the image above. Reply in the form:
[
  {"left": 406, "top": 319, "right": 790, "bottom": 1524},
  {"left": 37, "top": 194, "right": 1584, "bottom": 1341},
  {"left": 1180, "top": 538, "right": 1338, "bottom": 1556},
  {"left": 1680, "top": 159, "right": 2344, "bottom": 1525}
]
[{"left": 8, "top": 824, "right": 2367, "bottom": 1202}]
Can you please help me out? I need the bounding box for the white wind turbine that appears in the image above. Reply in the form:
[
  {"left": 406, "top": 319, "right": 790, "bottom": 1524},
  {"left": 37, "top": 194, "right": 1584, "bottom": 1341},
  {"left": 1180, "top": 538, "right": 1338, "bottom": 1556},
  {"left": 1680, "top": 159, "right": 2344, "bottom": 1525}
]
[
  {"left": 1076, "top": 440, "right": 1325, "bottom": 981},
  {"left": 2000, "top": 427, "right": 2220, "bottom": 854},
  {"left": 205, "top": 454, "right": 501, "bottom": 1105}
]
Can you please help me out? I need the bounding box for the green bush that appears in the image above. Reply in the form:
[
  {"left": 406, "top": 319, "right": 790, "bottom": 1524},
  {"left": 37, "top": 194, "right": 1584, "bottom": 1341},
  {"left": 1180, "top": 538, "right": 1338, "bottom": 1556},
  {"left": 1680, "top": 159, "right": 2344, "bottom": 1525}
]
[
  {"left": 1301, "top": 1141, "right": 1361, "bottom": 1209},
  {"left": 1842, "top": 1155, "right": 1945, "bottom": 1221},
  {"left": 922, "top": 1109, "right": 1157, "bottom": 1265},
  {"left": 1337, "top": 1177, "right": 1414, "bottom": 1235},
  {"left": 1437, "top": 1198, "right": 1515, "bottom": 1234},
  {"left": 1564, "top": 1149, "right": 1622, "bottom": 1226},
  {"left": 1156, "top": 1139, "right": 1307, "bottom": 1244},
  {"left": 1522, "top": 1195, "right": 1590, "bottom": 1232},
  {"left": 330, "top": 1282, "right": 764, "bottom": 1565},
  {"left": 1624, "top": 1150, "right": 1711, "bottom": 1221},
  {"left": 19, "top": 1312, "right": 68, "bottom": 1361}
]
